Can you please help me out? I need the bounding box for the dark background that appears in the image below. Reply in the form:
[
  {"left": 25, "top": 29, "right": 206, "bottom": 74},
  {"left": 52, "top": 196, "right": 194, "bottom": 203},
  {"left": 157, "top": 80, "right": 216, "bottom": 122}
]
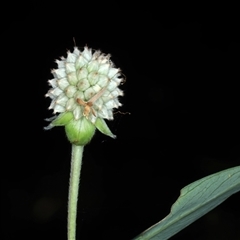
[{"left": 2, "top": 13, "right": 239, "bottom": 240}]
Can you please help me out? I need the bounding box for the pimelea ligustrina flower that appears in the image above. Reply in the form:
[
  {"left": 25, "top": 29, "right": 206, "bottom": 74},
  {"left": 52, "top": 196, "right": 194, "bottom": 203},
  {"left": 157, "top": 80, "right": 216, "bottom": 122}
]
[
  {"left": 45, "top": 46, "right": 125, "bottom": 240},
  {"left": 45, "top": 46, "right": 124, "bottom": 145}
]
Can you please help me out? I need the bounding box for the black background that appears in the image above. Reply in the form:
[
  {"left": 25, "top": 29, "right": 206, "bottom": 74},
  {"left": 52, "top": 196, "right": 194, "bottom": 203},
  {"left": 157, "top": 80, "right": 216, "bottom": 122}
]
[{"left": 2, "top": 11, "right": 240, "bottom": 240}]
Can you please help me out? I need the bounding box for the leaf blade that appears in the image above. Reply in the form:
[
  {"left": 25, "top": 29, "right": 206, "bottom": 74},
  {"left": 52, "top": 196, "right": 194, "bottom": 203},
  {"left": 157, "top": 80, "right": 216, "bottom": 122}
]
[{"left": 133, "top": 166, "right": 240, "bottom": 240}]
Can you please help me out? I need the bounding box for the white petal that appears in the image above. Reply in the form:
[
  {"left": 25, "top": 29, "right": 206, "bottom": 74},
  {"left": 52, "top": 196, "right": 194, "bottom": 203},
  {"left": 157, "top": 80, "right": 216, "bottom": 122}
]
[
  {"left": 94, "top": 98, "right": 104, "bottom": 110},
  {"left": 98, "top": 106, "right": 108, "bottom": 118},
  {"left": 65, "top": 85, "right": 77, "bottom": 98},
  {"left": 48, "top": 78, "right": 57, "bottom": 88},
  {"left": 45, "top": 89, "right": 55, "bottom": 99},
  {"left": 87, "top": 60, "right": 99, "bottom": 72},
  {"left": 50, "top": 87, "right": 63, "bottom": 96},
  {"left": 92, "top": 84, "right": 101, "bottom": 93},
  {"left": 102, "top": 90, "right": 111, "bottom": 98},
  {"left": 45, "top": 115, "right": 57, "bottom": 122},
  {"left": 66, "top": 98, "right": 76, "bottom": 111},
  {"left": 53, "top": 104, "right": 65, "bottom": 113},
  {"left": 108, "top": 68, "right": 119, "bottom": 79},
  {"left": 98, "top": 54, "right": 110, "bottom": 64},
  {"left": 75, "top": 55, "right": 88, "bottom": 69},
  {"left": 113, "top": 77, "right": 123, "bottom": 85},
  {"left": 73, "top": 47, "right": 80, "bottom": 56},
  {"left": 82, "top": 47, "right": 92, "bottom": 61},
  {"left": 73, "top": 106, "right": 82, "bottom": 120},
  {"left": 104, "top": 99, "right": 115, "bottom": 109},
  {"left": 55, "top": 94, "right": 68, "bottom": 106},
  {"left": 88, "top": 113, "right": 97, "bottom": 124},
  {"left": 74, "top": 91, "right": 85, "bottom": 101},
  {"left": 107, "top": 88, "right": 123, "bottom": 98},
  {"left": 67, "top": 72, "right": 78, "bottom": 85},
  {"left": 107, "top": 80, "right": 117, "bottom": 91},
  {"left": 92, "top": 50, "right": 101, "bottom": 60},
  {"left": 114, "top": 98, "right": 122, "bottom": 107},
  {"left": 88, "top": 71, "right": 99, "bottom": 85},
  {"left": 56, "top": 59, "right": 65, "bottom": 68},
  {"left": 57, "top": 78, "right": 69, "bottom": 90},
  {"left": 84, "top": 87, "right": 96, "bottom": 101},
  {"left": 107, "top": 90, "right": 120, "bottom": 99},
  {"left": 44, "top": 124, "right": 54, "bottom": 130},
  {"left": 107, "top": 110, "right": 114, "bottom": 120},
  {"left": 77, "top": 78, "right": 90, "bottom": 91},
  {"left": 98, "top": 63, "right": 110, "bottom": 75},
  {"left": 67, "top": 52, "right": 77, "bottom": 63},
  {"left": 77, "top": 67, "right": 88, "bottom": 80},
  {"left": 48, "top": 100, "right": 56, "bottom": 109},
  {"left": 65, "top": 63, "right": 76, "bottom": 73},
  {"left": 52, "top": 68, "right": 66, "bottom": 79},
  {"left": 116, "top": 88, "right": 124, "bottom": 96},
  {"left": 97, "top": 75, "right": 109, "bottom": 87}
]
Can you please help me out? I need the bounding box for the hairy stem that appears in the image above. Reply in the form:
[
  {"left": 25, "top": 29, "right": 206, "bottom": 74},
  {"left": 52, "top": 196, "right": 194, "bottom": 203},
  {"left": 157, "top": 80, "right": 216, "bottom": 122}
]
[{"left": 68, "top": 144, "right": 84, "bottom": 240}]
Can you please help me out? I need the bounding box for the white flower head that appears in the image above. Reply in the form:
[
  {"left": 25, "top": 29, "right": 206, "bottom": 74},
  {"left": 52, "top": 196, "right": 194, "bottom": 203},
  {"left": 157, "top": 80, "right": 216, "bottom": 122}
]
[{"left": 45, "top": 46, "right": 124, "bottom": 145}]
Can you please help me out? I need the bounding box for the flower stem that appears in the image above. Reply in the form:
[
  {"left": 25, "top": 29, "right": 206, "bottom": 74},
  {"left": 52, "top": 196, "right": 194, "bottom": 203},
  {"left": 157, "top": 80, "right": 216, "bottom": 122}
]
[{"left": 68, "top": 144, "right": 84, "bottom": 240}]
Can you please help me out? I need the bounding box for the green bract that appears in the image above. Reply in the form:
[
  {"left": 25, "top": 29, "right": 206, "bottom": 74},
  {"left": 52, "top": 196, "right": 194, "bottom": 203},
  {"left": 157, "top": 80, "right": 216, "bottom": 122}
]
[{"left": 45, "top": 46, "right": 123, "bottom": 145}]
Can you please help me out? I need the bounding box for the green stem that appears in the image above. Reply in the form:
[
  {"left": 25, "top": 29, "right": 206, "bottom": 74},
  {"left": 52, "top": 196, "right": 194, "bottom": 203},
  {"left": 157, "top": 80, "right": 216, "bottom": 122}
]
[{"left": 68, "top": 144, "right": 84, "bottom": 240}]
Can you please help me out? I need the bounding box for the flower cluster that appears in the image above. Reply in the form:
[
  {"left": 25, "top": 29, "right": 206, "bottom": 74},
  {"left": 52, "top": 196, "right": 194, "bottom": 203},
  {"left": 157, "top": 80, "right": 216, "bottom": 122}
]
[{"left": 45, "top": 46, "right": 124, "bottom": 145}]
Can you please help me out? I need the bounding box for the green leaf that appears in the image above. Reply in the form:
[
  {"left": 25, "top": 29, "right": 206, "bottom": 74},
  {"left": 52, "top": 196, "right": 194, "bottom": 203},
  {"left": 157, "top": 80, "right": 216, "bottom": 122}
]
[
  {"left": 52, "top": 112, "right": 74, "bottom": 126},
  {"left": 95, "top": 118, "right": 116, "bottom": 138},
  {"left": 133, "top": 166, "right": 240, "bottom": 240}
]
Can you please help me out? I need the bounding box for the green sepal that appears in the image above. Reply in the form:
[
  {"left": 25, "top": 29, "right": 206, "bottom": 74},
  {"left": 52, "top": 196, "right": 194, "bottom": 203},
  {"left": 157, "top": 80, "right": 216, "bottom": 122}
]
[
  {"left": 95, "top": 118, "right": 116, "bottom": 139},
  {"left": 51, "top": 112, "right": 74, "bottom": 126},
  {"left": 65, "top": 117, "right": 96, "bottom": 146}
]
